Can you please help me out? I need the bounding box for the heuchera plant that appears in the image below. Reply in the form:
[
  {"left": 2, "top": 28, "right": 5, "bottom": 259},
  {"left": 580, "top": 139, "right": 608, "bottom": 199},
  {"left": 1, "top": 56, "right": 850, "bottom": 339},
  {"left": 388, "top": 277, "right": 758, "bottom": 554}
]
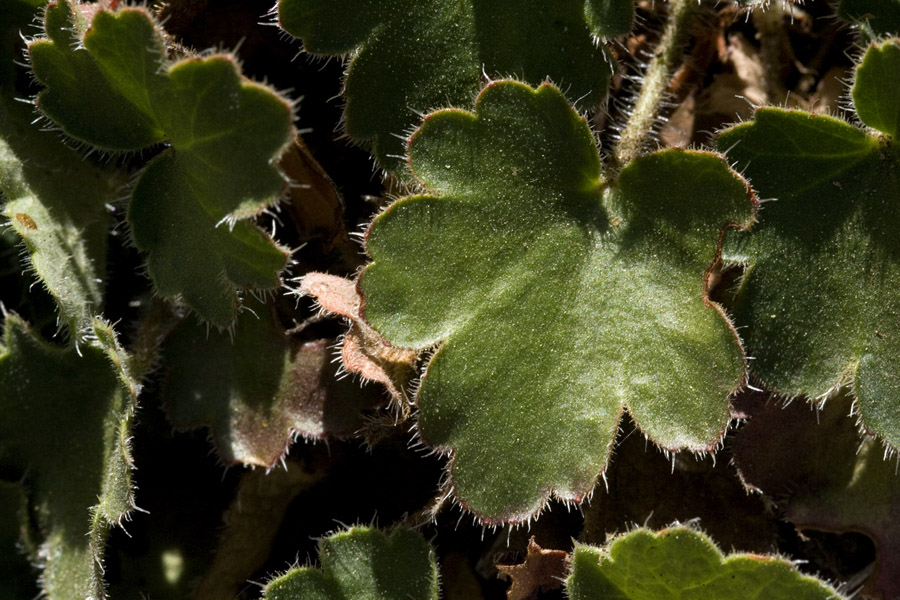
[{"left": 0, "top": 0, "right": 898, "bottom": 598}]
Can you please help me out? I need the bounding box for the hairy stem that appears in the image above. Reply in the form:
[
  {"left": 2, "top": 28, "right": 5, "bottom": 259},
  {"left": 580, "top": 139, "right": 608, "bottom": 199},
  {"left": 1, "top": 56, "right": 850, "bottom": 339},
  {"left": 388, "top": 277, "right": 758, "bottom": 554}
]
[
  {"left": 614, "top": 0, "right": 698, "bottom": 168},
  {"left": 752, "top": 2, "right": 788, "bottom": 103}
]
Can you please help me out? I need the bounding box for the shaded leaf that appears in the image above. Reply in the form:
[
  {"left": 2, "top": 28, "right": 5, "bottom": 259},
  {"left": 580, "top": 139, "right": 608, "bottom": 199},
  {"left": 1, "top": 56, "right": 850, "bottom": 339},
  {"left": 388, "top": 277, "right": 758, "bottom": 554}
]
[
  {"left": 0, "top": 315, "right": 138, "bottom": 599},
  {"left": 581, "top": 413, "right": 779, "bottom": 555},
  {"left": 278, "top": 0, "right": 615, "bottom": 175},
  {"left": 0, "top": 481, "right": 39, "bottom": 600},
  {"left": 28, "top": 1, "right": 293, "bottom": 325},
  {"left": 262, "top": 526, "right": 440, "bottom": 600},
  {"left": 853, "top": 40, "right": 900, "bottom": 138},
  {"left": 301, "top": 272, "right": 418, "bottom": 406},
  {"left": 837, "top": 0, "right": 900, "bottom": 35},
  {"left": 496, "top": 537, "right": 569, "bottom": 600},
  {"left": 732, "top": 392, "right": 900, "bottom": 600},
  {"left": 360, "top": 80, "right": 755, "bottom": 523},
  {"left": 566, "top": 525, "right": 844, "bottom": 599},
  {"left": 163, "top": 298, "right": 371, "bottom": 467},
  {"left": 717, "top": 39, "right": 900, "bottom": 447},
  {"left": 584, "top": 0, "right": 634, "bottom": 38},
  {"left": 0, "top": 0, "right": 121, "bottom": 337}
]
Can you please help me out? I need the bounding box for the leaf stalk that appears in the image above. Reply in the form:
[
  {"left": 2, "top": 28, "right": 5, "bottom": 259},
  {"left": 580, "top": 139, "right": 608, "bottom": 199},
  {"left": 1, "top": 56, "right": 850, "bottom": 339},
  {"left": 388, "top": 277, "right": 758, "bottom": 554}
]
[{"left": 613, "top": 0, "right": 699, "bottom": 168}]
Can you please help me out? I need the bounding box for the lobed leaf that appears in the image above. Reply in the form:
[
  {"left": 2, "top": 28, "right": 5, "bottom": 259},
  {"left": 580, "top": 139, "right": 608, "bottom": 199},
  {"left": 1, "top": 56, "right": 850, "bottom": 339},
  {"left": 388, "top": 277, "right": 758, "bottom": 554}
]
[
  {"left": 360, "top": 80, "right": 755, "bottom": 523},
  {"left": 28, "top": 1, "right": 293, "bottom": 325},
  {"left": 163, "top": 298, "right": 372, "bottom": 467},
  {"left": 262, "top": 526, "right": 440, "bottom": 600},
  {"left": 0, "top": 315, "right": 138, "bottom": 600},
  {"left": 566, "top": 525, "right": 844, "bottom": 599},
  {"left": 732, "top": 392, "right": 900, "bottom": 600},
  {"left": 718, "top": 39, "right": 900, "bottom": 447},
  {"left": 278, "top": 0, "right": 616, "bottom": 175}
]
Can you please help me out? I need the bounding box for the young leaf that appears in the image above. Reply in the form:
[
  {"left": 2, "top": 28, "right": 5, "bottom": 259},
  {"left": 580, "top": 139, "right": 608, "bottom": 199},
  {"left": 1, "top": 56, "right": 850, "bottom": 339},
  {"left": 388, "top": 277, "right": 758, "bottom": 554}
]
[
  {"left": 360, "top": 80, "right": 756, "bottom": 523},
  {"left": 262, "top": 526, "right": 440, "bottom": 600},
  {"left": 717, "top": 39, "right": 900, "bottom": 447},
  {"left": 566, "top": 525, "right": 844, "bottom": 599},
  {"left": 0, "top": 0, "right": 121, "bottom": 337},
  {"left": 0, "top": 315, "right": 139, "bottom": 600},
  {"left": 732, "top": 392, "right": 900, "bottom": 600},
  {"left": 28, "top": 1, "right": 294, "bottom": 325},
  {"left": 278, "top": 0, "right": 616, "bottom": 175},
  {"left": 496, "top": 537, "right": 569, "bottom": 600},
  {"left": 301, "top": 272, "right": 419, "bottom": 406},
  {"left": 163, "top": 299, "right": 372, "bottom": 467}
]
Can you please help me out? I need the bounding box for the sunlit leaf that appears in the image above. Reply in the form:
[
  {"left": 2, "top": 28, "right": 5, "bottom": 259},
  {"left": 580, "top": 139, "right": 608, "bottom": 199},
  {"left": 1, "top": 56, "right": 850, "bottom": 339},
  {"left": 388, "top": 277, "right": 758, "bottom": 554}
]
[
  {"left": 361, "top": 80, "right": 755, "bottom": 522},
  {"left": 262, "top": 526, "right": 439, "bottom": 600},
  {"left": 567, "top": 526, "right": 844, "bottom": 599}
]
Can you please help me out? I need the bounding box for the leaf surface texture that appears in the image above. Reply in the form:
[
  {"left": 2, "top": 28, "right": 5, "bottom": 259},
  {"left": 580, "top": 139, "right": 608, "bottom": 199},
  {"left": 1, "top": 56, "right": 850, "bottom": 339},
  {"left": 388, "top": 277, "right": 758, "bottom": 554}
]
[{"left": 361, "top": 80, "right": 755, "bottom": 522}]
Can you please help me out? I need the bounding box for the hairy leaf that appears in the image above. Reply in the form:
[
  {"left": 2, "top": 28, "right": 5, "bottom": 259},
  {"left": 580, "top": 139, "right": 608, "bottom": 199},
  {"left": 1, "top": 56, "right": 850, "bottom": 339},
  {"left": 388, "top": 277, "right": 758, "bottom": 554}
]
[
  {"left": 262, "top": 526, "right": 439, "bottom": 599},
  {"left": 0, "top": 0, "right": 122, "bottom": 337},
  {"left": 164, "top": 299, "right": 371, "bottom": 467},
  {"left": 278, "top": 0, "right": 615, "bottom": 174},
  {"left": 718, "top": 39, "right": 900, "bottom": 447},
  {"left": 0, "top": 315, "right": 138, "bottom": 599},
  {"left": 585, "top": 0, "right": 634, "bottom": 38},
  {"left": 28, "top": 2, "right": 293, "bottom": 325},
  {"left": 360, "top": 80, "right": 755, "bottom": 522},
  {"left": 566, "top": 526, "right": 844, "bottom": 599},
  {"left": 732, "top": 392, "right": 900, "bottom": 600}
]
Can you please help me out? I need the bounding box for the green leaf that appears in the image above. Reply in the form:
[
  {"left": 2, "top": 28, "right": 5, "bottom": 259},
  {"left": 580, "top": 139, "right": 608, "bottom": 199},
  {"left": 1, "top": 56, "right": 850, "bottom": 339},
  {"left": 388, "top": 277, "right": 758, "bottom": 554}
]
[
  {"left": 262, "top": 526, "right": 439, "bottom": 600},
  {"left": 0, "top": 315, "right": 139, "bottom": 599},
  {"left": 837, "top": 0, "right": 900, "bottom": 35},
  {"left": 0, "top": 482, "right": 39, "bottom": 600},
  {"left": 163, "top": 298, "right": 371, "bottom": 467},
  {"left": 566, "top": 526, "right": 844, "bottom": 599},
  {"left": 853, "top": 39, "right": 900, "bottom": 138},
  {"left": 360, "top": 80, "right": 755, "bottom": 522},
  {"left": 584, "top": 0, "right": 634, "bottom": 38},
  {"left": 717, "top": 39, "right": 900, "bottom": 447},
  {"left": 732, "top": 392, "right": 900, "bottom": 600},
  {"left": 28, "top": 2, "right": 293, "bottom": 325},
  {"left": 0, "top": 0, "right": 121, "bottom": 337},
  {"left": 278, "top": 0, "right": 615, "bottom": 175}
]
